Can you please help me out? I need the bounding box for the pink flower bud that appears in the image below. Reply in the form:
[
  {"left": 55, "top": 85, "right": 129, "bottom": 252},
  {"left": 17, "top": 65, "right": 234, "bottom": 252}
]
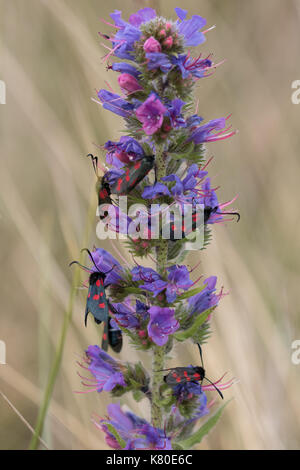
[
  {"left": 159, "top": 29, "right": 166, "bottom": 38},
  {"left": 138, "top": 330, "right": 147, "bottom": 338},
  {"left": 163, "top": 36, "right": 173, "bottom": 49},
  {"left": 143, "top": 36, "right": 162, "bottom": 53},
  {"left": 118, "top": 73, "right": 142, "bottom": 93},
  {"left": 166, "top": 22, "right": 172, "bottom": 30}
]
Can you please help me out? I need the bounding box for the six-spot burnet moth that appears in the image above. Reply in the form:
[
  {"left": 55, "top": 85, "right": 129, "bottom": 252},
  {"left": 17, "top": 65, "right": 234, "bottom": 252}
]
[
  {"left": 69, "top": 249, "right": 123, "bottom": 353},
  {"left": 158, "top": 343, "right": 224, "bottom": 399},
  {"left": 168, "top": 206, "right": 240, "bottom": 242},
  {"left": 87, "top": 153, "right": 155, "bottom": 212}
]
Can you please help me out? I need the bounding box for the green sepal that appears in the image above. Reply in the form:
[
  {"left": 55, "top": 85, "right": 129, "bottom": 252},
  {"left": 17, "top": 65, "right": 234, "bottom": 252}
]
[
  {"left": 174, "top": 308, "right": 212, "bottom": 342},
  {"left": 174, "top": 285, "right": 205, "bottom": 302},
  {"left": 105, "top": 423, "right": 126, "bottom": 449}
]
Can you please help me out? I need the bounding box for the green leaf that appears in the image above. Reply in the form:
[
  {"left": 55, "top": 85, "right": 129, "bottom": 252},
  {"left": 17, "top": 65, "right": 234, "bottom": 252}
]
[
  {"left": 174, "top": 285, "right": 205, "bottom": 302},
  {"left": 106, "top": 423, "right": 126, "bottom": 449},
  {"left": 178, "top": 400, "right": 232, "bottom": 449},
  {"left": 174, "top": 308, "right": 212, "bottom": 342},
  {"left": 132, "top": 390, "right": 144, "bottom": 402}
]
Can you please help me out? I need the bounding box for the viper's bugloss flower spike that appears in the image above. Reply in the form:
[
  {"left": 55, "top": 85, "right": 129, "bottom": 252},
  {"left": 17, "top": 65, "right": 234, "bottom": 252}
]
[{"left": 74, "top": 5, "right": 238, "bottom": 450}]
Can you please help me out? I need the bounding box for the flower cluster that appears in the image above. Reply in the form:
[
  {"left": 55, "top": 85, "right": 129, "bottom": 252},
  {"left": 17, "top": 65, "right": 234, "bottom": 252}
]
[{"left": 74, "top": 6, "right": 238, "bottom": 450}]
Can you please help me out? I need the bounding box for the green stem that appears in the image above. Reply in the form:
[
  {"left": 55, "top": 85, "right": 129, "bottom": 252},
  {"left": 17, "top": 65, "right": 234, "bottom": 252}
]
[
  {"left": 29, "top": 193, "right": 95, "bottom": 450},
  {"left": 151, "top": 144, "right": 167, "bottom": 429}
]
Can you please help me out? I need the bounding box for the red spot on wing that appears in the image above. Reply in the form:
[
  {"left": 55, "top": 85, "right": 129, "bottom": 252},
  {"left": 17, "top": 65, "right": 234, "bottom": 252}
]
[
  {"left": 98, "top": 303, "right": 105, "bottom": 308},
  {"left": 176, "top": 377, "right": 181, "bottom": 382},
  {"left": 96, "top": 280, "right": 101, "bottom": 287},
  {"left": 125, "top": 168, "right": 130, "bottom": 182},
  {"left": 184, "top": 371, "right": 188, "bottom": 377},
  {"left": 99, "top": 189, "right": 108, "bottom": 199},
  {"left": 193, "top": 373, "right": 201, "bottom": 379},
  {"left": 134, "top": 161, "right": 141, "bottom": 170},
  {"left": 88, "top": 293, "right": 91, "bottom": 298},
  {"left": 117, "top": 178, "right": 123, "bottom": 191},
  {"left": 100, "top": 292, "right": 104, "bottom": 297},
  {"left": 172, "top": 372, "right": 177, "bottom": 378},
  {"left": 93, "top": 294, "right": 99, "bottom": 300},
  {"left": 103, "top": 333, "right": 107, "bottom": 340}
]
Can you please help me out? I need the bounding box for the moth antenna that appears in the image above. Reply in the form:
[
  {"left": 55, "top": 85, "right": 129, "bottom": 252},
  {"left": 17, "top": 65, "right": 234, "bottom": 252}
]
[
  {"left": 203, "top": 377, "right": 224, "bottom": 399},
  {"left": 69, "top": 260, "right": 92, "bottom": 273},
  {"left": 80, "top": 248, "right": 101, "bottom": 273},
  {"left": 87, "top": 153, "right": 99, "bottom": 177},
  {"left": 216, "top": 210, "right": 240, "bottom": 222},
  {"left": 197, "top": 343, "right": 205, "bottom": 370}
]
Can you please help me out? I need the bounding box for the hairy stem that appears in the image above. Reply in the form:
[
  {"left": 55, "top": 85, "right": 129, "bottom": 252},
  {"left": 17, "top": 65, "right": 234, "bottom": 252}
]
[{"left": 151, "top": 143, "right": 167, "bottom": 429}]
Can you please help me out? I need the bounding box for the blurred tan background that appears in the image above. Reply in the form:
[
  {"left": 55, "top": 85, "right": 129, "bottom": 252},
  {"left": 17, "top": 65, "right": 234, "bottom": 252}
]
[{"left": 1, "top": 0, "right": 300, "bottom": 450}]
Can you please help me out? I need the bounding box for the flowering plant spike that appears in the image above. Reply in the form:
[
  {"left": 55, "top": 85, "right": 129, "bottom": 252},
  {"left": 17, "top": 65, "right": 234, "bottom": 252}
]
[{"left": 74, "top": 7, "right": 238, "bottom": 450}]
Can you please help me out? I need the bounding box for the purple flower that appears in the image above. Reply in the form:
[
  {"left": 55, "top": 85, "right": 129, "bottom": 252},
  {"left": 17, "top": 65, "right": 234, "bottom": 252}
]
[
  {"left": 145, "top": 52, "right": 172, "bottom": 73},
  {"left": 147, "top": 306, "right": 179, "bottom": 346},
  {"left": 105, "top": 9, "right": 157, "bottom": 62},
  {"left": 98, "top": 403, "right": 172, "bottom": 450},
  {"left": 110, "top": 302, "right": 140, "bottom": 329},
  {"left": 136, "top": 94, "right": 167, "bottom": 135},
  {"left": 172, "top": 54, "right": 213, "bottom": 79},
  {"left": 110, "top": 62, "right": 141, "bottom": 79},
  {"left": 105, "top": 136, "right": 145, "bottom": 168},
  {"left": 166, "top": 265, "right": 193, "bottom": 303},
  {"left": 189, "top": 117, "right": 236, "bottom": 144},
  {"left": 188, "top": 276, "right": 220, "bottom": 315},
  {"left": 97, "top": 90, "right": 134, "bottom": 118},
  {"left": 136, "top": 300, "right": 150, "bottom": 317},
  {"left": 132, "top": 264, "right": 193, "bottom": 303},
  {"left": 142, "top": 164, "right": 207, "bottom": 205},
  {"left": 167, "top": 98, "right": 186, "bottom": 128},
  {"left": 82, "top": 345, "right": 126, "bottom": 393},
  {"left": 172, "top": 379, "right": 209, "bottom": 412},
  {"left": 186, "top": 114, "right": 204, "bottom": 128},
  {"left": 129, "top": 8, "right": 157, "bottom": 27},
  {"left": 88, "top": 248, "right": 123, "bottom": 286},
  {"left": 142, "top": 182, "right": 171, "bottom": 199},
  {"left": 175, "top": 8, "right": 207, "bottom": 47},
  {"left": 143, "top": 36, "right": 162, "bottom": 53}
]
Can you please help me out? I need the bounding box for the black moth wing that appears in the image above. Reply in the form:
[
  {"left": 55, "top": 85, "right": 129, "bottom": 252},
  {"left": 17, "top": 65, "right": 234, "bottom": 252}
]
[
  {"left": 101, "top": 318, "right": 109, "bottom": 351},
  {"left": 169, "top": 206, "right": 218, "bottom": 242},
  {"left": 85, "top": 272, "right": 109, "bottom": 326},
  {"left": 108, "top": 317, "right": 123, "bottom": 353},
  {"left": 106, "top": 302, "right": 123, "bottom": 353},
  {"left": 164, "top": 366, "right": 205, "bottom": 386},
  {"left": 100, "top": 315, "right": 123, "bottom": 353},
  {"left": 97, "top": 179, "right": 112, "bottom": 206},
  {"left": 109, "top": 156, "right": 155, "bottom": 195}
]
